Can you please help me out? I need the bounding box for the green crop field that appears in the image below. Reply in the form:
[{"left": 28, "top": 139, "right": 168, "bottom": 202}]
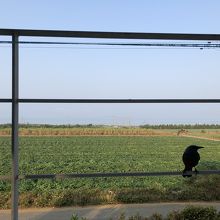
[{"left": 0, "top": 136, "right": 220, "bottom": 208}]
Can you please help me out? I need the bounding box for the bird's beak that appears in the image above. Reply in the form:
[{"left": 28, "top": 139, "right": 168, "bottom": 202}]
[{"left": 198, "top": 146, "right": 204, "bottom": 149}]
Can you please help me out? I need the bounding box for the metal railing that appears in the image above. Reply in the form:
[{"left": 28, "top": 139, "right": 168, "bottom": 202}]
[
  {"left": 1, "top": 28, "right": 220, "bottom": 220},
  {"left": 1, "top": 170, "right": 220, "bottom": 182},
  {"left": 1, "top": 98, "right": 220, "bottom": 103}
]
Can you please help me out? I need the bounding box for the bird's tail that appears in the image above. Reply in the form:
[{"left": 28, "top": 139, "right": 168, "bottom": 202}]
[{"left": 182, "top": 167, "right": 192, "bottom": 177}]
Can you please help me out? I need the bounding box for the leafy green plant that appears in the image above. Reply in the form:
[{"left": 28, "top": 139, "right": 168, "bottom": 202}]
[
  {"left": 180, "top": 206, "right": 218, "bottom": 220},
  {"left": 70, "top": 213, "right": 87, "bottom": 220}
]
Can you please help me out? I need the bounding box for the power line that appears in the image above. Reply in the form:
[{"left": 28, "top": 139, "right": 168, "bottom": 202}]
[{"left": 0, "top": 40, "right": 220, "bottom": 49}]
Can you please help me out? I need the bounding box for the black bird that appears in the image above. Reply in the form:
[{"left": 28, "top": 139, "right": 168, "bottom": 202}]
[{"left": 182, "top": 145, "right": 204, "bottom": 177}]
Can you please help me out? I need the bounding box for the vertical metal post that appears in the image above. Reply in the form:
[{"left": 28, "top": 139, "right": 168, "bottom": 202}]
[{"left": 11, "top": 34, "right": 19, "bottom": 220}]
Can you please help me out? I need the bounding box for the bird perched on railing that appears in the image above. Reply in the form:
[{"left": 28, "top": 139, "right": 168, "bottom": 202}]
[{"left": 182, "top": 145, "right": 204, "bottom": 177}]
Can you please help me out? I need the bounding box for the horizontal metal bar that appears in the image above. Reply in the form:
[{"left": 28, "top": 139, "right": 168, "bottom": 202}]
[
  {"left": 1, "top": 98, "right": 220, "bottom": 103},
  {"left": 1, "top": 170, "right": 219, "bottom": 181},
  {"left": 21, "top": 170, "right": 220, "bottom": 179},
  {"left": 5, "top": 98, "right": 220, "bottom": 103},
  {"left": 1, "top": 28, "right": 220, "bottom": 41},
  {"left": 0, "top": 99, "right": 12, "bottom": 103}
]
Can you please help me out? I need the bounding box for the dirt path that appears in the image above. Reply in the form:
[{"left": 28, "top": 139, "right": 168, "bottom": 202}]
[
  {"left": 182, "top": 134, "right": 220, "bottom": 142},
  {"left": 0, "top": 202, "right": 219, "bottom": 220}
]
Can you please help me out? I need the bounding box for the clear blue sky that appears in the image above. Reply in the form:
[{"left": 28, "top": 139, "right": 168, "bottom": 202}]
[{"left": 0, "top": 1, "right": 220, "bottom": 125}]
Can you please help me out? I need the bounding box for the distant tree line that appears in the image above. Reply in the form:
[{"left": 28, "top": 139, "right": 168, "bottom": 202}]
[
  {"left": 1, "top": 123, "right": 220, "bottom": 129},
  {"left": 139, "top": 124, "right": 220, "bottom": 129},
  {"left": 0, "top": 123, "right": 102, "bottom": 129}
]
